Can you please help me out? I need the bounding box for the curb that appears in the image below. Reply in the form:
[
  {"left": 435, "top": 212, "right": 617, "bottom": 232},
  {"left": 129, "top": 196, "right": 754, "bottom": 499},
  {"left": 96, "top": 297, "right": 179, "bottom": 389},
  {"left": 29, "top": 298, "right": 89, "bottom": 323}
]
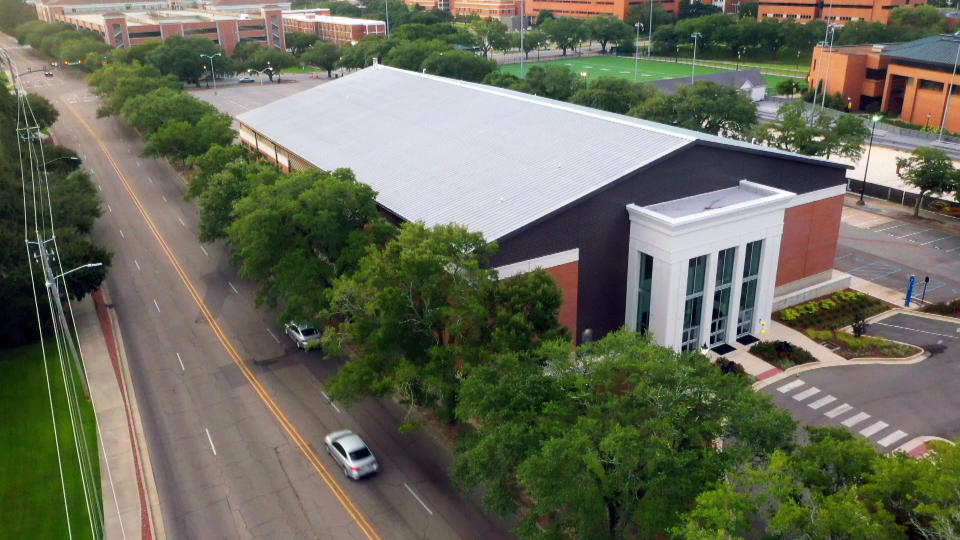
[
  {"left": 97, "top": 286, "right": 166, "bottom": 540},
  {"left": 895, "top": 436, "right": 954, "bottom": 457}
]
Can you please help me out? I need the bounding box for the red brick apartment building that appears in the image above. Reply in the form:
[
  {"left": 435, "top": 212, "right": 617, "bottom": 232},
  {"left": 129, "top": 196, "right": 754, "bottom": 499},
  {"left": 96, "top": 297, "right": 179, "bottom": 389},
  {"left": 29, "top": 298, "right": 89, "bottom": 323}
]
[
  {"left": 282, "top": 9, "right": 385, "bottom": 44},
  {"left": 522, "top": 0, "right": 679, "bottom": 20},
  {"left": 758, "top": 0, "right": 925, "bottom": 24},
  {"left": 808, "top": 34, "right": 960, "bottom": 133},
  {"left": 35, "top": 0, "right": 285, "bottom": 53}
]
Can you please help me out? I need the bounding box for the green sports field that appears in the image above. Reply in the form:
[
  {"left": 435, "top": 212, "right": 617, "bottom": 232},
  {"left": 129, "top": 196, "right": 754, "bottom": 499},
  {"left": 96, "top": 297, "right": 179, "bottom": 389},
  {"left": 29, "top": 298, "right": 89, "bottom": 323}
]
[{"left": 500, "top": 56, "right": 801, "bottom": 91}]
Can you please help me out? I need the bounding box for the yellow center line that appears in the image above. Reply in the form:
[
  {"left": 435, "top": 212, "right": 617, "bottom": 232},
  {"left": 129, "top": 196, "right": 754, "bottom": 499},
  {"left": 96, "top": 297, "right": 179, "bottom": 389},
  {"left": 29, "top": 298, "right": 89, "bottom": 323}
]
[{"left": 67, "top": 104, "right": 381, "bottom": 540}]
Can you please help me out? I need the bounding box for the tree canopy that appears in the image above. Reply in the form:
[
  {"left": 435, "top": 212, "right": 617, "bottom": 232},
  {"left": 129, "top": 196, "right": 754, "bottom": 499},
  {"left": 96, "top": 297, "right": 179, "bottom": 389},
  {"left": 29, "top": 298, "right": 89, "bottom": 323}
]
[
  {"left": 754, "top": 100, "right": 870, "bottom": 160},
  {"left": 301, "top": 41, "right": 342, "bottom": 77},
  {"left": 629, "top": 80, "right": 758, "bottom": 139},
  {"left": 896, "top": 147, "right": 960, "bottom": 217},
  {"left": 542, "top": 17, "right": 588, "bottom": 56}
]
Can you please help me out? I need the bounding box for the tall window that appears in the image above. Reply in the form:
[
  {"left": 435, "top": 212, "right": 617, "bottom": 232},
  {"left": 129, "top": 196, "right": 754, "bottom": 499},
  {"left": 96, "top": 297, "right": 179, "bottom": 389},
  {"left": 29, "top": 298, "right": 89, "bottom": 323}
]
[
  {"left": 709, "top": 247, "right": 736, "bottom": 346},
  {"left": 681, "top": 254, "right": 707, "bottom": 351},
  {"left": 737, "top": 240, "right": 763, "bottom": 337},
  {"left": 636, "top": 252, "right": 653, "bottom": 334}
]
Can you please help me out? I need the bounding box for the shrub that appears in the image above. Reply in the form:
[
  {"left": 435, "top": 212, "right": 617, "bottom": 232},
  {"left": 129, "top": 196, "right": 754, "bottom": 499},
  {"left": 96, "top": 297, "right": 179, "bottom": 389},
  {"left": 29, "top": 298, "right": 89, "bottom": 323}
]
[
  {"left": 715, "top": 357, "right": 746, "bottom": 376},
  {"left": 750, "top": 340, "right": 817, "bottom": 369},
  {"left": 805, "top": 329, "right": 832, "bottom": 341}
]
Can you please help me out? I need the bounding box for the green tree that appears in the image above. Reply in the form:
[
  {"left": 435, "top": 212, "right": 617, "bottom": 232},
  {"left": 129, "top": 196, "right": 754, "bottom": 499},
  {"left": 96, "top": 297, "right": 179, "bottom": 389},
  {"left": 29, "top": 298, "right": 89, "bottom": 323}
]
[
  {"left": 896, "top": 147, "right": 960, "bottom": 217},
  {"left": 185, "top": 143, "right": 250, "bottom": 201},
  {"left": 285, "top": 31, "right": 320, "bottom": 56},
  {"left": 39, "top": 143, "right": 81, "bottom": 174},
  {"left": 121, "top": 86, "right": 217, "bottom": 135},
  {"left": 481, "top": 72, "right": 530, "bottom": 92},
  {"left": 585, "top": 15, "right": 632, "bottom": 54},
  {"left": 775, "top": 78, "right": 803, "bottom": 96},
  {"left": 301, "top": 41, "right": 342, "bottom": 77},
  {"left": 88, "top": 62, "right": 181, "bottom": 117},
  {"left": 196, "top": 159, "right": 280, "bottom": 242},
  {"left": 24, "top": 93, "right": 58, "bottom": 130},
  {"left": 0, "top": 0, "right": 36, "bottom": 32},
  {"left": 143, "top": 112, "right": 235, "bottom": 163},
  {"left": 535, "top": 9, "right": 555, "bottom": 26},
  {"left": 524, "top": 64, "right": 578, "bottom": 101},
  {"left": 383, "top": 39, "right": 450, "bottom": 70},
  {"left": 542, "top": 17, "right": 587, "bottom": 56},
  {"left": 470, "top": 18, "right": 509, "bottom": 57},
  {"left": 520, "top": 29, "right": 547, "bottom": 59},
  {"left": 228, "top": 168, "right": 395, "bottom": 324},
  {"left": 626, "top": 2, "right": 676, "bottom": 29},
  {"left": 570, "top": 77, "right": 657, "bottom": 114},
  {"left": 455, "top": 330, "right": 796, "bottom": 538},
  {"left": 888, "top": 5, "right": 945, "bottom": 33},
  {"left": 421, "top": 50, "right": 496, "bottom": 82},
  {"left": 754, "top": 100, "right": 869, "bottom": 160},
  {"left": 243, "top": 47, "right": 297, "bottom": 79},
  {"left": 146, "top": 36, "right": 231, "bottom": 85},
  {"left": 629, "top": 81, "right": 758, "bottom": 139},
  {"left": 738, "top": 1, "right": 759, "bottom": 17}
]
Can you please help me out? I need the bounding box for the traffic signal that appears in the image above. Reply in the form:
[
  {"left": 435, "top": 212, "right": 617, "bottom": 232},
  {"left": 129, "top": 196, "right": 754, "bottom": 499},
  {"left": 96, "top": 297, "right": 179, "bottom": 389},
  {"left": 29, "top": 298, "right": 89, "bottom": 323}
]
[{"left": 49, "top": 61, "right": 56, "bottom": 66}]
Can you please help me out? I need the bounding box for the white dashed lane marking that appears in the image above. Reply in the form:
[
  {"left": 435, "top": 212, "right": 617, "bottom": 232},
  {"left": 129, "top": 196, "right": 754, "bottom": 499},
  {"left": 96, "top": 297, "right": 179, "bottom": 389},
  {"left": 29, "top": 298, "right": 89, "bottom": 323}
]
[
  {"left": 808, "top": 395, "right": 836, "bottom": 410},
  {"left": 792, "top": 387, "right": 820, "bottom": 401},
  {"left": 877, "top": 430, "right": 909, "bottom": 448},
  {"left": 842, "top": 412, "right": 871, "bottom": 427},
  {"left": 859, "top": 421, "right": 889, "bottom": 438},
  {"left": 777, "top": 380, "right": 805, "bottom": 393},
  {"left": 824, "top": 404, "right": 853, "bottom": 418}
]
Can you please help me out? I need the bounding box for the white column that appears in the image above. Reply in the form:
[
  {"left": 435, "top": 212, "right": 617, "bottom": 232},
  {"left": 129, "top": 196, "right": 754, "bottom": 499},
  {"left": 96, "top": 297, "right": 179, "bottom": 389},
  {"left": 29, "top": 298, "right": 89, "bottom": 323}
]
[
  {"left": 725, "top": 243, "right": 747, "bottom": 344},
  {"left": 650, "top": 258, "right": 685, "bottom": 350},
  {"left": 753, "top": 233, "right": 783, "bottom": 339},
  {"left": 624, "top": 249, "right": 639, "bottom": 331},
  {"left": 699, "top": 252, "right": 717, "bottom": 350}
]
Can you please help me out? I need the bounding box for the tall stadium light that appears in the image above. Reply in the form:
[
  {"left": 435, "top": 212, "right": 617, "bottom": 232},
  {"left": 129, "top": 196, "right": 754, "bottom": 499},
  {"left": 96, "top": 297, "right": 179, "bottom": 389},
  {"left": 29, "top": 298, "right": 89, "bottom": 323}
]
[
  {"left": 647, "top": 0, "right": 653, "bottom": 57},
  {"left": 690, "top": 32, "right": 702, "bottom": 84},
  {"left": 858, "top": 114, "right": 882, "bottom": 206},
  {"left": 200, "top": 52, "right": 221, "bottom": 90},
  {"left": 634, "top": 22, "right": 643, "bottom": 82},
  {"left": 820, "top": 24, "right": 841, "bottom": 112},
  {"left": 939, "top": 32, "right": 960, "bottom": 142}
]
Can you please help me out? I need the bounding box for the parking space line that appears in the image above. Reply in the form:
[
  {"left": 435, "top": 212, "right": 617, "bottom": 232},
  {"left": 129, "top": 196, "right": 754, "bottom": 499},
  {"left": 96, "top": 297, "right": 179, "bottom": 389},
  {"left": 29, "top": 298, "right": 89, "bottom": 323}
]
[
  {"left": 777, "top": 380, "right": 805, "bottom": 393},
  {"left": 873, "top": 321, "right": 960, "bottom": 340},
  {"left": 873, "top": 223, "right": 906, "bottom": 233},
  {"left": 877, "top": 430, "right": 908, "bottom": 448},
  {"left": 842, "top": 412, "right": 871, "bottom": 427},
  {"left": 205, "top": 428, "right": 217, "bottom": 455},
  {"left": 859, "top": 421, "right": 888, "bottom": 437},
  {"left": 403, "top": 483, "right": 433, "bottom": 516},
  {"left": 266, "top": 329, "right": 280, "bottom": 343},
  {"left": 176, "top": 352, "right": 185, "bottom": 371},
  {"left": 825, "top": 404, "right": 851, "bottom": 419},
  {"left": 808, "top": 395, "right": 836, "bottom": 410},
  {"left": 897, "top": 229, "right": 929, "bottom": 239},
  {"left": 792, "top": 387, "right": 820, "bottom": 401},
  {"left": 919, "top": 235, "right": 952, "bottom": 246}
]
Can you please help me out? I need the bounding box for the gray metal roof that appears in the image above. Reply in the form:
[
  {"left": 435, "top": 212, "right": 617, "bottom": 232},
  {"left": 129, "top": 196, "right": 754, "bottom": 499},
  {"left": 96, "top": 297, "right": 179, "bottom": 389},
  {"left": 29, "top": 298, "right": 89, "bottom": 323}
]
[
  {"left": 237, "top": 65, "right": 844, "bottom": 241},
  {"left": 885, "top": 34, "right": 960, "bottom": 68},
  {"left": 648, "top": 69, "right": 766, "bottom": 95}
]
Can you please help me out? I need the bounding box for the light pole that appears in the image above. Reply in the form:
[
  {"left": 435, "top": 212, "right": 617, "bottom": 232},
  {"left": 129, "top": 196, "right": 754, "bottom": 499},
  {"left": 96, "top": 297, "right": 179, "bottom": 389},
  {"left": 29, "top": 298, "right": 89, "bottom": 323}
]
[
  {"left": 690, "top": 32, "right": 702, "bottom": 84},
  {"left": 820, "top": 24, "right": 841, "bottom": 112},
  {"left": 519, "top": 0, "right": 525, "bottom": 77},
  {"left": 857, "top": 114, "right": 882, "bottom": 206},
  {"left": 634, "top": 22, "right": 643, "bottom": 82},
  {"left": 43, "top": 156, "right": 81, "bottom": 167},
  {"left": 385, "top": 0, "right": 390, "bottom": 39},
  {"left": 938, "top": 32, "right": 960, "bottom": 142},
  {"left": 736, "top": 48, "right": 742, "bottom": 71},
  {"left": 926, "top": 112, "right": 932, "bottom": 128},
  {"left": 579, "top": 71, "right": 588, "bottom": 89},
  {"left": 675, "top": 43, "right": 679, "bottom": 63},
  {"left": 200, "top": 52, "right": 221, "bottom": 89},
  {"left": 647, "top": 0, "right": 653, "bottom": 57},
  {"left": 811, "top": 39, "right": 827, "bottom": 117}
]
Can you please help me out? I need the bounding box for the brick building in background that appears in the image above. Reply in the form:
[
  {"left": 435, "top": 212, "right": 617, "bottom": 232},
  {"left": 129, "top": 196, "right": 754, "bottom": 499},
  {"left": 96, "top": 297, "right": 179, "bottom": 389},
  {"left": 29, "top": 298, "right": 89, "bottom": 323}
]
[
  {"left": 521, "top": 0, "right": 679, "bottom": 20},
  {"left": 236, "top": 65, "right": 851, "bottom": 351},
  {"left": 35, "top": 0, "right": 286, "bottom": 54},
  {"left": 758, "top": 0, "right": 925, "bottom": 24},
  {"left": 282, "top": 9, "right": 385, "bottom": 44},
  {"left": 809, "top": 34, "right": 960, "bottom": 133}
]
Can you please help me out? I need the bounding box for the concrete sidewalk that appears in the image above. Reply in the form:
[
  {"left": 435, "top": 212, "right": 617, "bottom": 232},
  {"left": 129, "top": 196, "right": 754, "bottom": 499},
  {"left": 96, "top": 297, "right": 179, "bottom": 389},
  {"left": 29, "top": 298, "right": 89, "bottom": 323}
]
[{"left": 75, "top": 288, "right": 160, "bottom": 539}]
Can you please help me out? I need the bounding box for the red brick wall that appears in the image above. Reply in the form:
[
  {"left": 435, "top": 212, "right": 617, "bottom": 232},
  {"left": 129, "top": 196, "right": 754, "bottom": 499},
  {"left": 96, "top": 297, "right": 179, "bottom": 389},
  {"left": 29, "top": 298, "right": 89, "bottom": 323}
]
[
  {"left": 543, "top": 261, "right": 578, "bottom": 338},
  {"left": 776, "top": 195, "right": 843, "bottom": 286}
]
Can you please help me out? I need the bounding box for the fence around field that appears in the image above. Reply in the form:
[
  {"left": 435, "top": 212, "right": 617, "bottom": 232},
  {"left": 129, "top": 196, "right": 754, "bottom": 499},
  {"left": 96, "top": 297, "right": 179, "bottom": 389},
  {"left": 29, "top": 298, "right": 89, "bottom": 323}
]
[
  {"left": 847, "top": 178, "right": 960, "bottom": 218},
  {"left": 637, "top": 55, "right": 807, "bottom": 79}
]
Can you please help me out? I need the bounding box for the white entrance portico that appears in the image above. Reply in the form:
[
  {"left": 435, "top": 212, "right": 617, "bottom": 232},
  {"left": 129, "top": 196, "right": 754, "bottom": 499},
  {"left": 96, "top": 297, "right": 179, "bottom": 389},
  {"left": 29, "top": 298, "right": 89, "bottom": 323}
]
[{"left": 624, "top": 180, "right": 795, "bottom": 351}]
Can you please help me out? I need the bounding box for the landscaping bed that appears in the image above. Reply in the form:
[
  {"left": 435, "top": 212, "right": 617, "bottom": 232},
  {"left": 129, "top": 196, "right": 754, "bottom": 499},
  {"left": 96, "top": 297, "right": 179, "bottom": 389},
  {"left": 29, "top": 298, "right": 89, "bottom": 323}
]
[
  {"left": 805, "top": 329, "right": 921, "bottom": 360},
  {"left": 922, "top": 298, "right": 960, "bottom": 319},
  {"left": 776, "top": 290, "right": 890, "bottom": 330},
  {"left": 749, "top": 340, "right": 817, "bottom": 370}
]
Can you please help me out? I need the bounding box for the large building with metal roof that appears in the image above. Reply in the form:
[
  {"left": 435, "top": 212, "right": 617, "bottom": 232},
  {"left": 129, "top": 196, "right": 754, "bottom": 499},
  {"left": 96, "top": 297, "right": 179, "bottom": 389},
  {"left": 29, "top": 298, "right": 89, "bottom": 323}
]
[{"left": 236, "top": 64, "right": 850, "bottom": 352}]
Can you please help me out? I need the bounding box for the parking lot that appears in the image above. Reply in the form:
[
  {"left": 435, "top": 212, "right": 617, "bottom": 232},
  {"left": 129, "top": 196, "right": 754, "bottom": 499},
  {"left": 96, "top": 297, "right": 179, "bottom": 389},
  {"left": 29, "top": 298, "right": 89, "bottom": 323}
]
[
  {"left": 836, "top": 207, "right": 960, "bottom": 304},
  {"left": 190, "top": 72, "right": 332, "bottom": 117}
]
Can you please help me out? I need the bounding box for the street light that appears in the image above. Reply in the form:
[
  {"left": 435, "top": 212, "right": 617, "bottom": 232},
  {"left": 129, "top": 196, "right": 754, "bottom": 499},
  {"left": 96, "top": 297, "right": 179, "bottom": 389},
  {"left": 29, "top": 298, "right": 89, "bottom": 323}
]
[
  {"left": 199, "top": 52, "right": 221, "bottom": 90},
  {"left": 736, "top": 48, "right": 742, "bottom": 71},
  {"left": 690, "top": 32, "right": 702, "bottom": 84},
  {"left": 857, "top": 114, "right": 882, "bottom": 206},
  {"left": 248, "top": 61, "right": 274, "bottom": 86},
  {"left": 579, "top": 71, "right": 588, "bottom": 89},
  {"left": 47, "top": 263, "right": 102, "bottom": 288},
  {"left": 634, "top": 22, "right": 643, "bottom": 82},
  {"left": 938, "top": 32, "right": 960, "bottom": 142},
  {"left": 43, "top": 156, "right": 81, "bottom": 167},
  {"left": 820, "top": 24, "right": 841, "bottom": 112},
  {"left": 647, "top": 0, "right": 653, "bottom": 57}
]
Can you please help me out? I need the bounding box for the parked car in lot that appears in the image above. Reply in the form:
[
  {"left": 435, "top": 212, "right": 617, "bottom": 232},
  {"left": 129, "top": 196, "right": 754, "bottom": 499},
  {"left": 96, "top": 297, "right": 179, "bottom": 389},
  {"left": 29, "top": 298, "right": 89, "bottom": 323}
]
[
  {"left": 43, "top": 71, "right": 54, "bottom": 77},
  {"left": 284, "top": 322, "right": 320, "bottom": 350},
  {"left": 238, "top": 75, "right": 255, "bottom": 83},
  {"left": 325, "top": 430, "right": 379, "bottom": 479}
]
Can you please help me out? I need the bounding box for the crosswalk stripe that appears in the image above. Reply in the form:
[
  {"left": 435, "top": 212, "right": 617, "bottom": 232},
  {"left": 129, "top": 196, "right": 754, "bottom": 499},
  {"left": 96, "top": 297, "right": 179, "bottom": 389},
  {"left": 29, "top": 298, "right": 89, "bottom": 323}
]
[
  {"left": 792, "top": 387, "right": 820, "bottom": 401},
  {"left": 824, "top": 403, "right": 853, "bottom": 418},
  {"left": 842, "top": 412, "right": 871, "bottom": 427},
  {"left": 777, "top": 379, "right": 805, "bottom": 393},
  {"left": 808, "top": 395, "right": 836, "bottom": 410},
  {"left": 877, "top": 430, "right": 909, "bottom": 448},
  {"left": 859, "top": 421, "right": 889, "bottom": 437}
]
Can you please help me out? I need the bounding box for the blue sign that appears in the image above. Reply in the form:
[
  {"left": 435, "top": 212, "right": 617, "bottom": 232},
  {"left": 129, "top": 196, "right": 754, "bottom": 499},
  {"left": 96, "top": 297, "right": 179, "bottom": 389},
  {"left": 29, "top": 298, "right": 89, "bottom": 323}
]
[{"left": 905, "top": 274, "right": 916, "bottom": 307}]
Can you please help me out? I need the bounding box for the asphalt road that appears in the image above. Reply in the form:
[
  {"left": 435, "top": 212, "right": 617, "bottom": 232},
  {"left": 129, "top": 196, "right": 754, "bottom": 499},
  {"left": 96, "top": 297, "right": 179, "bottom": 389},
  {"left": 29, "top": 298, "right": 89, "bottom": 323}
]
[
  {"left": 761, "top": 312, "right": 960, "bottom": 450},
  {"left": 2, "top": 36, "right": 509, "bottom": 539},
  {"left": 837, "top": 205, "right": 960, "bottom": 304}
]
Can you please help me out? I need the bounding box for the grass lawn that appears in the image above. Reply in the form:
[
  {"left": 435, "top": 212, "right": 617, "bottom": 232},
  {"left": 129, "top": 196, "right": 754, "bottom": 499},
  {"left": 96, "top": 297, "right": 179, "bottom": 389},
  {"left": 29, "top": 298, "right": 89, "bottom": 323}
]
[
  {"left": 0, "top": 342, "right": 100, "bottom": 539},
  {"left": 500, "top": 55, "right": 802, "bottom": 91},
  {"left": 279, "top": 64, "right": 323, "bottom": 74}
]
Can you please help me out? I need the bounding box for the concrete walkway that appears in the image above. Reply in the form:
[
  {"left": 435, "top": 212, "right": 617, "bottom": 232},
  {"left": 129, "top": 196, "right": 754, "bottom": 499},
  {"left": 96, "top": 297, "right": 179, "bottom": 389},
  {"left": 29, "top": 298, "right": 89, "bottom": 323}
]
[{"left": 75, "top": 288, "right": 160, "bottom": 539}]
